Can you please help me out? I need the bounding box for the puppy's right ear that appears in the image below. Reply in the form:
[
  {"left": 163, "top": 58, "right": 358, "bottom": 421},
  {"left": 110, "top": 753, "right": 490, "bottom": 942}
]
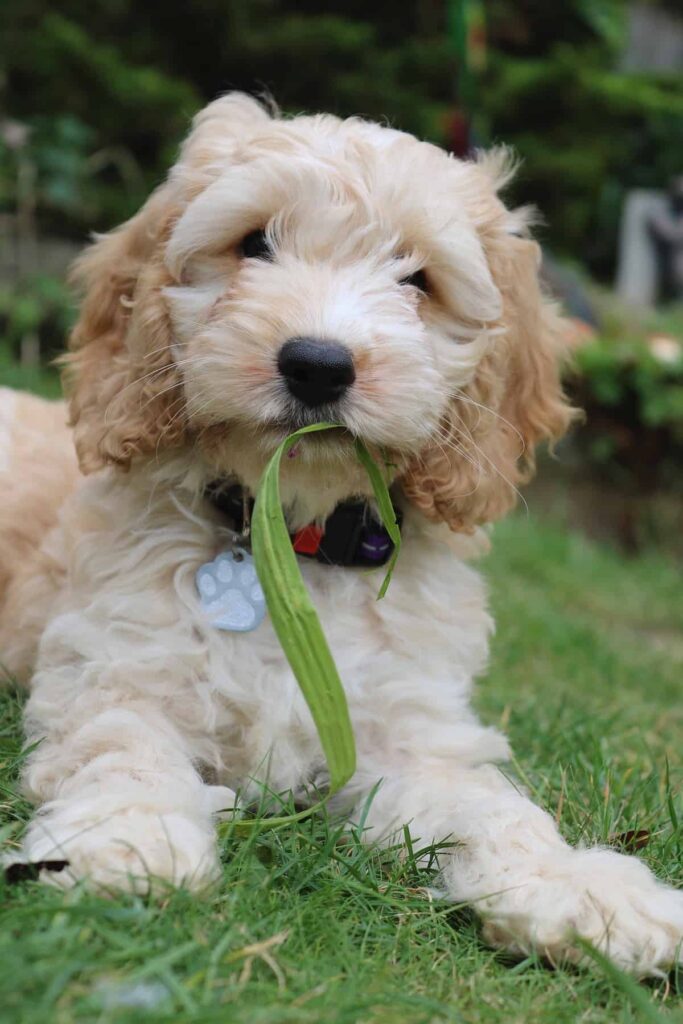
[
  {"left": 65, "top": 92, "right": 272, "bottom": 474},
  {"left": 64, "top": 185, "right": 184, "bottom": 474}
]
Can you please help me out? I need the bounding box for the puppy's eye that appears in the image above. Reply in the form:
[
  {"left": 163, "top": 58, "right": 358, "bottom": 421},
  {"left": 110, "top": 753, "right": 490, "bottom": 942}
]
[
  {"left": 400, "top": 269, "right": 429, "bottom": 293},
  {"left": 240, "top": 229, "right": 271, "bottom": 260}
]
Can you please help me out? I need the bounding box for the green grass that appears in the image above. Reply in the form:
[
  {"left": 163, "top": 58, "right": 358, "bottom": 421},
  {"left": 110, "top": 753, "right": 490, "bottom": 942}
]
[{"left": 1, "top": 516, "right": 682, "bottom": 1024}]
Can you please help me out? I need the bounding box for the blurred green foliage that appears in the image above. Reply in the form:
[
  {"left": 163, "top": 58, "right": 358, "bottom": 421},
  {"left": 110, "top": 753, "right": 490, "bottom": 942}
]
[
  {"left": 571, "top": 304, "right": 683, "bottom": 492},
  {"left": 0, "top": 275, "right": 74, "bottom": 358},
  {"left": 486, "top": 48, "right": 683, "bottom": 273},
  {"left": 1, "top": 0, "right": 681, "bottom": 276}
]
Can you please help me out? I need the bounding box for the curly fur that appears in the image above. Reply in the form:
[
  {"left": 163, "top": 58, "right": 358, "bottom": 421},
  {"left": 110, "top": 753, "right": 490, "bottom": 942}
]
[
  {"left": 403, "top": 233, "right": 572, "bottom": 530},
  {"left": 1, "top": 95, "right": 681, "bottom": 978}
]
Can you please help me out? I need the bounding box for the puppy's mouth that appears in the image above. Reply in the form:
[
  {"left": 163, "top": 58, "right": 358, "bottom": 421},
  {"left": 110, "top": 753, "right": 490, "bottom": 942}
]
[
  {"left": 266, "top": 417, "right": 354, "bottom": 452},
  {"left": 273, "top": 399, "right": 349, "bottom": 432}
]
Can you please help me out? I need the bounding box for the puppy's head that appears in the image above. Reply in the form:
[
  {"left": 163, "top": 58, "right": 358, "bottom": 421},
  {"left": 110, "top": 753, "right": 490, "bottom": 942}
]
[{"left": 66, "top": 93, "right": 573, "bottom": 529}]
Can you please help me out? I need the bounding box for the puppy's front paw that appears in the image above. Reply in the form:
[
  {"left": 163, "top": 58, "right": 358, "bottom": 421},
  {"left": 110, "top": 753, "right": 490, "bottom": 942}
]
[
  {"left": 21, "top": 803, "right": 221, "bottom": 894},
  {"left": 481, "top": 849, "right": 683, "bottom": 977}
]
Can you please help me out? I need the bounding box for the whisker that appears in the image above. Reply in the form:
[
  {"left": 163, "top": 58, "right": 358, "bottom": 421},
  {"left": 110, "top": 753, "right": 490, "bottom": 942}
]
[
  {"left": 432, "top": 424, "right": 481, "bottom": 471},
  {"left": 103, "top": 362, "right": 177, "bottom": 427},
  {"left": 452, "top": 388, "right": 526, "bottom": 457},
  {"left": 152, "top": 394, "right": 197, "bottom": 464},
  {"left": 451, "top": 418, "right": 529, "bottom": 516},
  {"left": 428, "top": 402, "right": 529, "bottom": 515},
  {"left": 105, "top": 351, "right": 232, "bottom": 427}
]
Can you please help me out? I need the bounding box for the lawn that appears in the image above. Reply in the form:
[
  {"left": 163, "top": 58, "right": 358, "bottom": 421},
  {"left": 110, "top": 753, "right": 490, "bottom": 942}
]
[{"left": 1, "top": 513, "right": 682, "bottom": 1024}]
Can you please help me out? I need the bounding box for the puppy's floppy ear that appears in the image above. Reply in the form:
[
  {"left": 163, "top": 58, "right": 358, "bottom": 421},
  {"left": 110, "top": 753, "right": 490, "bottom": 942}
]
[
  {"left": 401, "top": 235, "right": 575, "bottom": 532},
  {"left": 64, "top": 186, "right": 184, "bottom": 473},
  {"left": 64, "top": 92, "right": 272, "bottom": 474}
]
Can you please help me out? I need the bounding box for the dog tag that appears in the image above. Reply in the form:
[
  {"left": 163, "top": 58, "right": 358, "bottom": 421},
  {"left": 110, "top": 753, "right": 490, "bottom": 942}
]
[{"left": 196, "top": 548, "right": 266, "bottom": 632}]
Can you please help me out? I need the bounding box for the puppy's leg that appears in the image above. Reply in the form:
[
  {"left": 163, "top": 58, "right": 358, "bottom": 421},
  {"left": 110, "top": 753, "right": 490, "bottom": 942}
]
[
  {"left": 19, "top": 681, "right": 232, "bottom": 893},
  {"left": 350, "top": 721, "right": 683, "bottom": 976}
]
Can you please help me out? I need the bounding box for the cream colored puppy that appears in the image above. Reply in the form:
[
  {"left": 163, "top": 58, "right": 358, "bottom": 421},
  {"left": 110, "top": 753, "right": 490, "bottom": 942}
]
[{"left": 1, "top": 95, "right": 681, "bottom": 977}]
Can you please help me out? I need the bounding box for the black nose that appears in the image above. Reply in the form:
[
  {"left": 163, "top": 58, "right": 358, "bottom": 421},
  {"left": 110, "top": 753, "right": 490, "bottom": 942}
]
[{"left": 277, "top": 336, "right": 355, "bottom": 407}]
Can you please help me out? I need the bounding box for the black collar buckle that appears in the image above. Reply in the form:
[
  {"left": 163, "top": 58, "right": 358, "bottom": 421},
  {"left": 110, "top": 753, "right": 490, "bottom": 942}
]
[{"left": 205, "top": 483, "right": 400, "bottom": 569}]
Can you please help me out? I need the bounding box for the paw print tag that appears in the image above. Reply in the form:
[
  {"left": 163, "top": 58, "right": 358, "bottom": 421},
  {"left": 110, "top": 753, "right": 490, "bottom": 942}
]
[{"left": 196, "top": 548, "right": 266, "bottom": 632}]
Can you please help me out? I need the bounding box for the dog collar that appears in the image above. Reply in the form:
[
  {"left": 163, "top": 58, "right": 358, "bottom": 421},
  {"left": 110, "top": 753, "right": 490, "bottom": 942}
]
[{"left": 205, "top": 483, "right": 400, "bottom": 568}]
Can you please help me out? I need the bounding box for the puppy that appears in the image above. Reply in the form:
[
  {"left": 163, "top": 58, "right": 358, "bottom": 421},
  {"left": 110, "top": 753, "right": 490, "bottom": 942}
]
[{"left": 1, "top": 95, "right": 681, "bottom": 976}]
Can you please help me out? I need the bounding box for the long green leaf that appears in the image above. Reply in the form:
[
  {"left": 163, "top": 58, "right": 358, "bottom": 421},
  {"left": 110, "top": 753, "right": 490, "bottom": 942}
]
[
  {"left": 252, "top": 423, "right": 357, "bottom": 794},
  {"left": 226, "top": 423, "right": 401, "bottom": 831}
]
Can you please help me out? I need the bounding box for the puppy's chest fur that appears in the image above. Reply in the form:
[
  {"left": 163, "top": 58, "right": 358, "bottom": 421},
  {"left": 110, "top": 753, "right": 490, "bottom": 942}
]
[{"left": 33, "top": 471, "right": 493, "bottom": 789}]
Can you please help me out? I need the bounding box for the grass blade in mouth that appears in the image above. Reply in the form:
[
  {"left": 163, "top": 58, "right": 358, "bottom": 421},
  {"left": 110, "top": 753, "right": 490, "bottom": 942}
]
[
  {"left": 227, "top": 423, "right": 401, "bottom": 831},
  {"left": 252, "top": 423, "right": 356, "bottom": 796}
]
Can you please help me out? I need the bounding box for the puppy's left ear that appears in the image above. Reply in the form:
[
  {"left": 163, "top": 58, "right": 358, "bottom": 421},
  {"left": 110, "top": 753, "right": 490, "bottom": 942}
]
[{"left": 402, "top": 235, "right": 575, "bottom": 532}]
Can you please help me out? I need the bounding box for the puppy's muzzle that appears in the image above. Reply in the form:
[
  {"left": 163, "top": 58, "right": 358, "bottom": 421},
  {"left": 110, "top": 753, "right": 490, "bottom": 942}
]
[{"left": 278, "top": 336, "right": 355, "bottom": 408}]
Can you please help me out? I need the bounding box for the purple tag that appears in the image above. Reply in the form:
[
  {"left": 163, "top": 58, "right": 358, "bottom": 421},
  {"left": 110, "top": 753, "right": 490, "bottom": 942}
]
[{"left": 360, "top": 533, "right": 391, "bottom": 562}]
